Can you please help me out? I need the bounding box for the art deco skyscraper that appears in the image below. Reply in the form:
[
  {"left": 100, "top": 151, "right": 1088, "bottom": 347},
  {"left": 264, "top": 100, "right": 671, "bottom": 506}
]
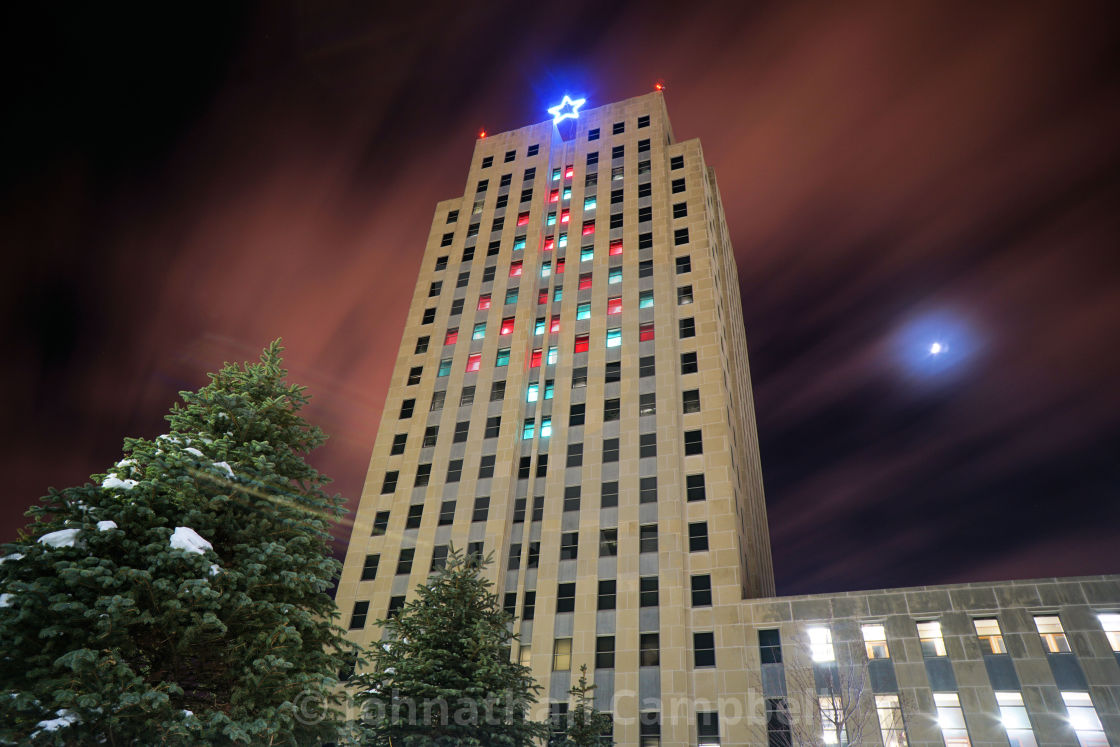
[{"left": 336, "top": 90, "right": 776, "bottom": 743}]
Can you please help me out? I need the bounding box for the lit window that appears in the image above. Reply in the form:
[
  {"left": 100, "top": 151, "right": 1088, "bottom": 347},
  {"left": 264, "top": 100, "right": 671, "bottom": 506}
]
[
  {"left": 582, "top": 221, "right": 595, "bottom": 236},
  {"left": 478, "top": 294, "right": 491, "bottom": 310},
  {"left": 994, "top": 692, "right": 1034, "bottom": 747},
  {"left": 547, "top": 346, "right": 557, "bottom": 364},
  {"left": 471, "top": 322, "right": 485, "bottom": 340},
  {"left": 551, "top": 167, "right": 561, "bottom": 182},
  {"left": 556, "top": 258, "right": 565, "bottom": 274},
  {"left": 579, "top": 246, "right": 593, "bottom": 262},
  {"left": 579, "top": 273, "right": 592, "bottom": 290},
  {"left": 1062, "top": 692, "right": 1106, "bottom": 746},
  {"left": 974, "top": 619, "right": 1007, "bottom": 654},
  {"left": 553, "top": 638, "right": 572, "bottom": 671},
  {"left": 1099, "top": 613, "right": 1120, "bottom": 652},
  {"left": 609, "top": 239, "right": 623, "bottom": 255},
  {"left": 509, "top": 261, "right": 522, "bottom": 277},
  {"left": 495, "top": 347, "right": 510, "bottom": 366},
  {"left": 875, "top": 695, "right": 908, "bottom": 747},
  {"left": 608, "top": 267, "right": 622, "bottom": 284},
  {"left": 558, "top": 232, "right": 568, "bottom": 248},
  {"left": 513, "top": 237, "right": 526, "bottom": 251},
  {"left": 505, "top": 288, "right": 518, "bottom": 304},
  {"left": 444, "top": 329, "right": 459, "bottom": 345},
  {"left": 530, "top": 348, "right": 542, "bottom": 367},
  {"left": 550, "top": 315, "right": 560, "bottom": 333},
  {"left": 607, "top": 297, "right": 622, "bottom": 315},
  {"left": 678, "top": 285, "right": 693, "bottom": 305},
  {"left": 500, "top": 317, "right": 514, "bottom": 335},
  {"left": 820, "top": 694, "right": 846, "bottom": 745},
  {"left": 544, "top": 381, "right": 554, "bottom": 399},
  {"left": 516, "top": 212, "right": 529, "bottom": 226},
  {"left": 576, "top": 303, "right": 591, "bottom": 320},
  {"left": 808, "top": 627, "right": 835, "bottom": 662},
  {"left": 562, "top": 187, "right": 571, "bottom": 201},
  {"left": 438, "top": 359, "right": 452, "bottom": 377},
  {"left": 606, "top": 328, "right": 621, "bottom": 348},
  {"left": 549, "top": 189, "right": 559, "bottom": 203},
  {"left": 547, "top": 213, "right": 557, "bottom": 226},
  {"left": 917, "top": 621, "right": 947, "bottom": 657},
  {"left": 564, "top": 165, "right": 574, "bottom": 179},
  {"left": 522, "top": 419, "right": 535, "bottom": 439},
  {"left": 541, "top": 261, "right": 551, "bottom": 278},
  {"left": 934, "top": 693, "right": 970, "bottom": 745},
  {"left": 1034, "top": 616, "right": 1071, "bottom": 653},
  {"left": 639, "top": 290, "right": 654, "bottom": 308},
  {"left": 534, "top": 318, "right": 545, "bottom": 335},
  {"left": 527, "top": 383, "right": 539, "bottom": 402},
  {"left": 465, "top": 353, "right": 481, "bottom": 372},
  {"left": 544, "top": 237, "right": 555, "bottom": 251},
  {"left": 584, "top": 197, "right": 596, "bottom": 211},
  {"left": 560, "top": 209, "right": 570, "bottom": 224},
  {"left": 538, "top": 289, "right": 548, "bottom": 305},
  {"left": 639, "top": 322, "right": 655, "bottom": 341},
  {"left": 861, "top": 624, "right": 889, "bottom": 659},
  {"left": 553, "top": 287, "right": 563, "bottom": 301},
  {"left": 574, "top": 334, "right": 590, "bottom": 353},
  {"left": 540, "top": 418, "right": 552, "bottom": 438}
]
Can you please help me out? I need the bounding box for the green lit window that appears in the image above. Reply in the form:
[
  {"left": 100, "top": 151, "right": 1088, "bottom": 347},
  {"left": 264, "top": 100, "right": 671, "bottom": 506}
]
[
  {"left": 544, "top": 381, "right": 554, "bottom": 399},
  {"left": 540, "top": 417, "right": 552, "bottom": 438},
  {"left": 522, "top": 419, "right": 535, "bottom": 439},
  {"left": 541, "top": 262, "right": 551, "bottom": 278},
  {"left": 496, "top": 347, "right": 510, "bottom": 366},
  {"left": 608, "top": 267, "right": 622, "bottom": 284},
  {"left": 527, "top": 383, "right": 539, "bottom": 402},
  {"left": 606, "top": 329, "right": 621, "bottom": 348},
  {"left": 580, "top": 247, "right": 594, "bottom": 262},
  {"left": 553, "top": 287, "right": 563, "bottom": 302},
  {"left": 505, "top": 289, "right": 518, "bottom": 304},
  {"left": 558, "top": 233, "right": 568, "bottom": 248},
  {"left": 438, "top": 359, "right": 452, "bottom": 376},
  {"left": 551, "top": 168, "right": 561, "bottom": 182},
  {"left": 547, "top": 213, "right": 557, "bottom": 226},
  {"left": 562, "top": 187, "right": 571, "bottom": 201},
  {"left": 584, "top": 197, "right": 596, "bottom": 211},
  {"left": 473, "top": 323, "right": 486, "bottom": 340},
  {"left": 513, "top": 237, "right": 526, "bottom": 251},
  {"left": 547, "top": 346, "right": 558, "bottom": 365},
  {"left": 576, "top": 303, "right": 591, "bottom": 320},
  {"left": 534, "top": 318, "right": 546, "bottom": 335},
  {"left": 639, "top": 290, "right": 654, "bottom": 308}
]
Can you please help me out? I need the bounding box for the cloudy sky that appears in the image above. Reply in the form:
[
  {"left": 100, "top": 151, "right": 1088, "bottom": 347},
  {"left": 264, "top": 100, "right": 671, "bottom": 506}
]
[{"left": 3, "top": 1, "right": 1118, "bottom": 595}]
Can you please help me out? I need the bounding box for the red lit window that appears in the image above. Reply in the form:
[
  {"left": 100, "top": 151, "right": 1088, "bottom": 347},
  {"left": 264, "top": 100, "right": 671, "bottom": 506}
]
[
  {"left": 579, "top": 273, "right": 592, "bottom": 291},
  {"left": 574, "top": 334, "right": 590, "bottom": 353},
  {"left": 549, "top": 189, "right": 559, "bottom": 203},
  {"left": 516, "top": 212, "right": 530, "bottom": 227},
  {"left": 607, "top": 297, "right": 622, "bottom": 315},
  {"left": 564, "top": 165, "right": 574, "bottom": 179},
  {"left": 500, "top": 318, "right": 515, "bottom": 335},
  {"left": 550, "top": 315, "right": 561, "bottom": 333},
  {"left": 582, "top": 221, "right": 595, "bottom": 236},
  {"left": 538, "top": 289, "right": 548, "bottom": 304},
  {"left": 530, "top": 348, "right": 543, "bottom": 367},
  {"left": 609, "top": 240, "right": 623, "bottom": 256},
  {"left": 639, "top": 322, "right": 655, "bottom": 341},
  {"left": 544, "top": 237, "right": 555, "bottom": 251},
  {"left": 510, "top": 261, "right": 523, "bottom": 277},
  {"left": 556, "top": 258, "right": 565, "bottom": 274},
  {"left": 445, "top": 329, "right": 459, "bottom": 345},
  {"left": 478, "top": 295, "right": 491, "bottom": 310},
  {"left": 560, "top": 209, "right": 570, "bottom": 224},
  {"left": 466, "top": 353, "right": 482, "bottom": 372}
]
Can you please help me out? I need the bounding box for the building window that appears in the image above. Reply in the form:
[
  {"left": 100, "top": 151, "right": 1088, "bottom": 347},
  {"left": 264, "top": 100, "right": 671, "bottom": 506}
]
[
  {"left": 576, "top": 302, "right": 591, "bottom": 320},
  {"left": 1035, "top": 616, "right": 1071, "bottom": 653},
  {"left": 679, "top": 317, "right": 696, "bottom": 338},
  {"left": 439, "top": 500, "right": 455, "bottom": 526},
  {"left": 484, "top": 416, "right": 501, "bottom": 438},
  {"left": 684, "top": 429, "right": 703, "bottom": 455},
  {"left": 673, "top": 201, "right": 687, "bottom": 219},
  {"left": 395, "top": 548, "right": 415, "bottom": 576},
  {"left": 446, "top": 459, "right": 463, "bottom": 482},
  {"left": 639, "top": 524, "right": 658, "bottom": 553},
  {"left": 509, "top": 261, "right": 522, "bottom": 277},
  {"left": 697, "top": 711, "right": 720, "bottom": 744},
  {"left": 415, "top": 335, "right": 430, "bottom": 354},
  {"left": 639, "top": 290, "right": 654, "bottom": 309},
  {"left": 1099, "top": 613, "right": 1120, "bottom": 651},
  {"left": 560, "top": 532, "right": 578, "bottom": 560},
  {"left": 527, "top": 143, "right": 539, "bottom": 156},
  {"left": 454, "top": 420, "right": 470, "bottom": 443},
  {"left": 552, "top": 638, "right": 572, "bottom": 671},
  {"left": 639, "top": 633, "right": 660, "bottom": 666},
  {"left": 557, "top": 582, "right": 576, "bottom": 613},
  {"left": 604, "top": 397, "right": 621, "bottom": 422},
  {"left": 639, "top": 433, "right": 657, "bottom": 458},
  {"left": 371, "top": 510, "right": 389, "bottom": 536},
  {"left": 595, "top": 635, "right": 616, "bottom": 670},
  {"left": 934, "top": 693, "right": 969, "bottom": 745},
  {"left": 459, "top": 386, "right": 475, "bottom": 406},
  {"left": 572, "top": 366, "right": 587, "bottom": 387},
  {"left": 638, "top": 206, "right": 652, "bottom": 223},
  {"left": 349, "top": 601, "right": 369, "bottom": 629},
  {"left": 688, "top": 522, "right": 709, "bottom": 552},
  {"left": 429, "top": 281, "right": 442, "bottom": 297},
  {"left": 1062, "top": 692, "right": 1106, "bottom": 745},
  {"left": 608, "top": 266, "right": 622, "bottom": 284},
  {"left": 570, "top": 402, "right": 586, "bottom": 426},
  {"left": 917, "top": 620, "right": 947, "bottom": 657},
  {"left": 640, "top": 576, "right": 659, "bottom": 607},
  {"left": 606, "top": 328, "right": 621, "bottom": 348},
  {"left": 465, "top": 353, "right": 482, "bottom": 372},
  {"left": 607, "top": 296, "right": 622, "bottom": 315},
  {"left": 691, "top": 574, "right": 712, "bottom": 606},
  {"left": 676, "top": 255, "right": 692, "bottom": 274},
  {"left": 445, "top": 328, "right": 460, "bottom": 346},
  {"left": 635, "top": 477, "right": 656, "bottom": 504},
  {"left": 974, "top": 618, "right": 1007, "bottom": 654},
  {"left": 399, "top": 398, "right": 415, "bottom": 418},
  {"left": 360, "top": 554, "right": 379, "bottom": 581},
  {"left": 680, "top": 389, "right": 702, "bottom": 414},
  {"left": 407, "top": 366, "right": 424, "bottom": 385},
  {"left": 674, "top": 227, "right": 689, "bottom": 246},
  {"left": 612, "top": 121, "right": 625, "bottom": 135},
  {"left": 523, "top": 590, "right": 536, "bottom": 620},
  {"left": 574, "top": 334, "right": 590, "bottom": 353},
  {"left": 380, "top": 471, "right": 398, "bottom": 494},
  {"left": 390, "top": 433, "right": 407, "bottom": 455},
  {"left": 634, "top": 394, "right": 656, "bottom": 418},
  {"left": 603, "top": 438, "right": 620, "bottom": 462},
  {"left": 873, "top": 695, "right": 908, "bottom": 747},
  {"left": 861, "top": 624, "right": 890, "bottom": 659},
  {"left": 601, "top": 481, "right": 619, "bottom": 508},
  {"left": 426, "top": 425, "right": 443, "bottom": 448},
  {"left": 806, "top": 626, "right": 835, "bottom": 662},
  {"left": 522, "top": 419, "right": 535, "bottom": 440},
  {"left": 437, "top": 359, "right": 452, "bottom": 377},
  {"left": 671, "top": 177, "right": 686, "bottom": 193},
  {"left": 563, "top": 486, "right": 580, "bottom": 513},
  {"left": 598, "top": 527, "right": 620, "bottom": 560},
  {"left": 472, "top": 496, "right": 489, "bottom": 523},
  {"left": 759, "top": 629, "right": 782, "bottom": 664},
  {"left": 567, "top": 442, "right": 583, "bottom": 467},
  {"left": 537, "top": 453, "right": 549, "bottom": 476},
  {"left": 993, "top": 692, "right": 1032, "bottom": 746},
  {"left": 413, "top": 464, "right": 431, "bottom": 487},
  {"left": 450, "top": 298, "right": 465, "bottom": 315}
]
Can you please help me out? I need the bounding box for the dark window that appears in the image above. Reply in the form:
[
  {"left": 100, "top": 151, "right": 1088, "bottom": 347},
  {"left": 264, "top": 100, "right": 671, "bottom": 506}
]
[
  {"left": 671, "top": 177, "right": 686, "bottom": 193},
  {"left": 467, "top": 542, "right": 483, "bottom": 565},
  {"left": 670, "top": 155, "right": 684, "bottom": 170},
  {"left": 361, "top": 554, "right": 379, "bottom": 581},
  {"left": 478, "top": 455, "right": 495, "bottom": 479},
  {"left": 587, "top": 151, "right": 599, "bottom": 166},
  {"left": 697, "top": 711, "right": 720, "bottom": 740},
  {"left": 372, "top": 511, "right": 389, "bottom": 535},
  {"left": 681, "top": 352, "right": 698, "bottom": 374},
  {"left": 523, "top": 167, "right": 536, "bottom": 180},
  {"left": 640, "top": 633, "right": 660, "bottom": 667},
  {"left": 527, "top": 541, "right": 540, "bottom": 569},
  {"left": 676, "top": 255, "right": 692, "bottom": 274},
  {"left": 421, "top": 307, "right": 436, "bottom": 324},
  {"left": 689, "top": 522, "right": 709, "bottom": 552},
  {"left": 396, "top": 548, "right": 414, "bottom": 575},
  {"left": 588, "top": 128, "right": 600, "bottom": 141},
  {"left": 407, "top": 366, "right": 423, "bottom": 386},
  {"left": 482, "top": 266, "right": 496, "bottom": 283},
  {"left": 507, "top": 543, "right": 522, "bottom": 570},
  {"left": 495, "top": 194, "right": 507, "bottom": 209},
  {"left": 462, "top": 246, "right": 475, "bottom": 263},
  {"left": 611, "top": 145, "right": 624, "bottom": 159},
  {"left": 604, "top": 398, "right": 621, "bottom": 422},
  {"left": 639, "top": 433, "right": 657, "bottom": 458},
  {"left": 488, "top": 239, "right": 501, "bottom": 255},
  {"left": 557, "top": 582, "right": 576, "bottom": 613},
  {"left": 638, "top": 115, "right": 650, "bottom": 128},
  {"left": 759, "top": 629, "right": 782, "bottom": 664},
  {"left": 422, "top": 426, "right": 438, "bottom": 448},
  {"left": 683, "top": 389, "right": 701, "bottom": 413},
  {"left": 499, "top": 173, "right": 512, "bottom": 187},
  {"left": 472, "top": 497, "right": 489, "bottom": 522},
  {"left": 504, "top": 592, "right": 517, "bottom": 616},
  {"left": 639, "top": 576, "right": 659, "bottom": 607},
  {"left": 694, "top": 632, "right": 716, "bottom": 667},
  {"left": 639, "top": 232, "right": 654, "bottom": 250},
  {"left": 381, "top": 471, "right": 398, "bottom": 494},
  {"left": 414, "top": 463, "right": 431, "bottom": 487},
  {"left": 531, "top": 496, "right": 544, "bottom": 521},
  {"left": 481, "top": 156, "right": 493, "bottom": 169},
  {"left": 603, "top": 438, "right": 619, "bottom": 462},
  {"left": 767, "top": 698, "right": 791, "bottom": 746},
  {"left": 405, "top": 504, "right": 423, "bottom": 529},
  {"left": 387, "top": 595, "right": 406, "bottom": 618},
  {"left": 415, "top": 335, "right": 430, "bottom": 353},
  {"left": 454, "top": 421, "right": 470, "bottom": 443},
  {"left": 673, "top": 202, "right": 687, "bottom": 219},
  {"left": 639, "top": 476, "right": 657, "bottom": 503},
  {"left": 429, "top": 281, "right": 442, "bottom": 297},
  {"left": 638, "top": 138, "right": 650, "bottom": 153},
  {"left": 390, "top": 433, "right": 407, "bottom": 455},
  {"left": 519, "top": 188, "right": 533, "bottom": 203},
  {"left": 512, "top": 498, "right": 526, "bottom": 523},
  {"left": 610, "top": 212, "right": 623, "bottom": 229},
  {"left": 431, "top": 545, "right": 449, "bottom": 572},
  {"left": 678, "top": 285, "right": 693, "bottom": 304},
  {"left": 527, "top": 143, "right": 539, "bottom": 156},
  {"left": 447, "top": 210, "right": 459, "bottom": 223},
  {"left": 567, "top": 442, "right": 583, "bottom": 468},
  {"left": 691, "top": 574, "right": 712, "bottom": 606},
  {"left": 573, "top": 367, "right": 588, "bottom": 387},
  {"left": 605, "top": 361, "right": 621, "bottom": 383},
  {"left": 639, "top": 356, "right": 655, "bottom": 378},
  {"left": 523, "top": 590, "right": 536, "bottom": 620},
  {"left": 399, "top": 398, "right": 415, "bottom": 418},
  {"left": 612, "top": 121, "right": 625, "bottom": 135},
  {"left": 439, "top": 500, "right": 455, "bottom": 525},
  {"left": 430, "top": 391, "right": 445, "bottom": 411},
  {"left": 490, "top": 381, "right": 506, "bottom": 401},
  {"left": 570, "top": 402, "right": 586, "bottom": 426},
  {"left": 349, "top": 601, "right": 369, "bottom": 629},
  {"left": 476, "top": 179, "right": 488, "bottom": 193},
  {"left": 585, "top": 171, "right": 597, "bottom": 187},
  {"left": 563, "top": 486, "right": 580, "bottom": 513},
  {"left": 457, "top": 270, "right": 470, "bottom": 288},
  {"left": 559, "top": 532, "right": 578, "bottom": 560},
  {"left": 639, "top": 392, "right": 656, "bottom": 416},
  {"left": 674, "top": 227, "right": 689, "bottom": 246},
  {"left": 601, "top": 481, "right": 619, "bottom": 508},
  {"left": 638, "top": 206, "right": 652, "bottom": 223},
  {"left": 684, "top": 429, "right": 703, "bottom": 455},
  {"left": 504, "top": 149, "right": 515, "bottom": 163},
  {"left": 610, "top": 188, "right": 623, "bottom": 205},
  {"left": 446, "top": 459, "right": 463, "bottom": 483},
  {"left": 441, "top": 232, "right": 454, "bottom": 247},
  {"left": 598, "top": 579, "right": 617, "bottom": 609},
  {"left": 687, "top": 474, "right": 707, "bottom": 502},
  {"left": 485, "top": 416, "right": 501, "bottom": 438},
  {"left": 596, "top": 636, "right": 616, "bottom": 669},
  {"left": 641, "top": 713, "right": 661, "bottom": 740},
  {"left": 639, "top": 524, "right": 658, "bottom": 553}
]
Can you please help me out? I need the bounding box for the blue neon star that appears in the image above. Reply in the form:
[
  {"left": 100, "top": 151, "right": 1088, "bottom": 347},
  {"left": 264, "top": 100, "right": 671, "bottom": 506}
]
[{"left": 548, "top": 95, "right": 587, "bottom": 124}]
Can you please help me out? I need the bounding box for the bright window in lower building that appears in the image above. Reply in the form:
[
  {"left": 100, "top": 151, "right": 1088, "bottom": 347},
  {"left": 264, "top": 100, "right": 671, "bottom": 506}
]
[
  {"left": 547, "top": 213, "right": 557, "bottom": 226},
  {"left": 500, "top": 317, "right": 515, "bottom": 335},
  {"left": 579, "top": 273, "right": 592, "bottom": 290},
  {"left": 584, "top": 197, "right": 596, "bottom": 211},
  {"left": 550, "top": 315, "right": 560, "bottom": 333},
  {"left": 580, "top": 247, "right": 593, "bottom": 262},
  {"left": 933, "top": 693, "right": 969, "bottom": 746},
  {"left": 544, "top": 381, "right": 554, "bottom": 399},
  {"left": 534, "top": 318, "right": 545, "bottom": 335},
  {"left": 478, "top": 294, "right": 491, "bottom": 310},
  {"left": 1062, "top": 692, "right": 1106, "bottom": 746},
  {"left": 496, "top": 347, "right": 510, "bottom": 366},
  {"left": 552, "top": 638, "right": 571, "bottom": 671},
  {"left": 445, "top": 329, "right": 458, "bottom": 345},
  {"left": 527, "top": 383, "right": 539, "bottom": 402},
  {"left": 582, "top": 221, "right": 595, "bottom": 236},
  {"left": 553, "top": 287, "right": 563, "bottom": 301},
  {"left": 609, "top": 239, "right": 623, "bottom": 255},
  {"left": 473, "top": 323, "right": 486, "bottom": 340},
  {"left": 541, "top": 261, "right": 551, "bottom": 278},
  {"left": 574, "top": 334, "right": 590, "bottom": 353},
  {"left": 820, "top": 695, "right": 846, "bottom": 745},
  {"left": 974, "top": 618, "right": 1007, "bottom": 654},
  {"left": 530, "top": 348, "right": 542, "bottom": 367},
  {"left": 917, "top": 620, "right": 947, "bottom": 657},
  {"left": 509, "top": 261, "right": 522, "bottom": 277},
  {"left": 995, "top": 692, "right": 1035, "bottom": 747},
  {"left": 607, "top": 297, "right": 622, "bottom": 315},
  {"left": 438, "top": 359, "right": 452, "bottom": 376},
  {"left": 861, "top": 624, "right": 889, "bottom": 659},
  {"left": 639, "top": 322, "right": 655, "bottom": 341},
  {"left": 1099, "top": 613, "right": 1120, "bottom": 652},
  {"left": 577, "top": 303, "right": 591, "bottom": 320},
  {"left": 465, "top": 353, "right": 481, "bottom": 372},
  {"left": 513, "top": 237, "right": 526, "bottom": 251},
  {"left": 608, "top": 267, "right": 622, "bottom": 284},
  {"left": 874, "top": 695, "right": 908, "bottom": 747},
  {"left": 540, "top": 417, "right": 552, "bottom": 438},
  {"left": 547, "top": 346, "right": 558, "bottom": 364},
  {"left": 639, "top": 290, "right": 654, "bottom": 308},
  {"left": 808, "top": 627, "right": 834, "bottom": 662},
  {"left": 544, "top": 237, "right": 555, "bottom": 251},
  {"left": 556, "top": 258, "right": 565, "bottom": 274},
  {"left": 1035, "top": 616, "right": 1071, "bottom": 653},
  {"left": 606, "top": 328, "right": 621, "bottom": 348},
  {"left": 522, "top": 419, "right": 535, "bottom": 439},
  {"left": 558, "top": 232, "right": 568, "bottom": 248},
  {"left": 560, "top": 209, "right": 570, "bottom": 224},
  {"left": 563, "top": 187, "right": 572, "bottom": 201}
]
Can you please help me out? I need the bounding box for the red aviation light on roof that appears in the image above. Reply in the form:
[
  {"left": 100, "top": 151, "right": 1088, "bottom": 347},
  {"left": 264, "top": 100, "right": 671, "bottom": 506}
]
[{"left": 479, "top": 129, "right": 487, "bottom": 138}]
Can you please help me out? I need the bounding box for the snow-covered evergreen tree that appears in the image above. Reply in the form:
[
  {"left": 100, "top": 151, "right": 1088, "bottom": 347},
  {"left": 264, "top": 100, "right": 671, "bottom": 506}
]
[
  {"left": 349, "top": 548, "right": 548, "bottom": 746},
  {"left": 0, "top": 341, "right": 356, "bottom": 745}
]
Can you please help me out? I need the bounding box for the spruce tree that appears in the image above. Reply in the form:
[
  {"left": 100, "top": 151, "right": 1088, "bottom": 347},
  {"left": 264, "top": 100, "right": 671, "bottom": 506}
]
[
  {"left": 350, "top": 548, "right": 548, "bottom": 746},
  {"left": 0, "top": 341, "right": 357, "bottom": 745},
  {"left": 560, "top": 665, "right": 613, "bottom": 746}
]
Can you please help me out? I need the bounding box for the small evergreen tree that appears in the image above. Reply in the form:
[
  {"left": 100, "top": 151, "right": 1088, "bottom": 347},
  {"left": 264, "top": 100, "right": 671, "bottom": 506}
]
[
  {"left": 0, "top": 341, "right": 357, "bottom": 745},
  {"left": 559, "top": 665, "right": 613, "bottom": 746},
  {"left": 350, "top": 548, "right": 548, "bottom": 746}
]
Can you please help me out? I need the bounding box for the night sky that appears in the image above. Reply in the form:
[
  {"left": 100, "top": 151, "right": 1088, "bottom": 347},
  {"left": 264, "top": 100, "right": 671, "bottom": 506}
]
[{"left": 3, "top": 2, "right": 1119, "bottom": 596}]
